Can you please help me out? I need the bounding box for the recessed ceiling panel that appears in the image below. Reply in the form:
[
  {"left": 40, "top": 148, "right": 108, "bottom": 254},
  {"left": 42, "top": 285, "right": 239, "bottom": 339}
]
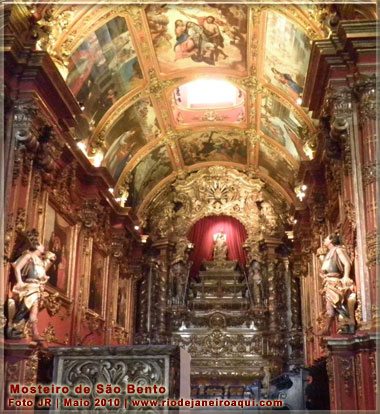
[
  {"left": 101, "top": 98, "right": 161, "bottom": 181},
  {"left": 263, "top": 12, "right": 311, "bottom": 101},
  {"left": 145, "top": 5, "right": 248, "bottom": 73},
  {"left": 66, "top": 16, "right": 144, "bottom": 138},
  {"left": 179, "top": 131, "right": 247, "bottom": 165},
  {"left": 260, "top": 95, "right": 302, "bottom": 161},
  {"left": 172, "top": 80, "right": 245, "bottom": 126}
]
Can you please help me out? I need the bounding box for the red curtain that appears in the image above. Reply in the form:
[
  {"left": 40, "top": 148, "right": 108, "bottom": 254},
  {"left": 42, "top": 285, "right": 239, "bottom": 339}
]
[{"left": 188, "top": 215, "right": 247, "bottom": 278}]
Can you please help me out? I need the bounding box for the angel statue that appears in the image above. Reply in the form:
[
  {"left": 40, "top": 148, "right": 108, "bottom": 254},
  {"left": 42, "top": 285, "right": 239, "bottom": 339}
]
[
  {"left": 317, "top": 232, "right": 356, "bottom": 335},
  {"left": 6, "top": 231, "right": 56, "bottom": 341}
]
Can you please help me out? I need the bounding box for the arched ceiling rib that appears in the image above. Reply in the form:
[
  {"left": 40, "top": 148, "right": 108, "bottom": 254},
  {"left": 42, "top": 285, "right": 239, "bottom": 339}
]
[{"left": 31, "top": 2, "right": 364, "bottom": 212}]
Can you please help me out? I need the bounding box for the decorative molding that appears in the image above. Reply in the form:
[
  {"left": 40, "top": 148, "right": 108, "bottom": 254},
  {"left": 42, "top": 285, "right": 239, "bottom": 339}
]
[
  {"left": 339, "top": 357, "right": 353, "bottom": 394},
  {"left": 366, "top": 231, "right": 378, "bottom": 267}
]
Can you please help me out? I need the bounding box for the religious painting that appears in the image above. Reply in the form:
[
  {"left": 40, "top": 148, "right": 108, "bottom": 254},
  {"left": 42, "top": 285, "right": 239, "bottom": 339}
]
[
  {"left": 263, "top": 11, "right": 311, "bottom": 100},
  {"left": 116, "top": 275, "right": 129, "bottom": 328},
  {"left": 260, "top": 96, "right": 301, "bottom": 161},
  {"left": 66, "top": 16, "right": 144, "bottom": 138},
  {"left": 43, "top": 204, "right": 73, "bottom": 294},
  {"left": 88, "top": 249, "right": 106, "bottom": 315},
  {"left": 102, "top": 99, "right": 161, "bottom": 181},
  {"left": 129, "top": 146, "right": 173, "bottom": 207},
  {"left": 145, "top": 4, "right": 248, "bottom": 73},
  {"left": 179, "top": 131, "right": 247, "bottom": 165},
  {"left": 259, "top": 142, "right": 297, "bottom": 189}
]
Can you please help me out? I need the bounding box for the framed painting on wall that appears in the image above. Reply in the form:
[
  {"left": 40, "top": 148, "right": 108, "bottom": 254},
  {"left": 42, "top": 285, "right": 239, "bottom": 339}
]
[
  {"left": 43, "top": 203, "right": 74, "bottom": 295},
  {"left": 88, "top": 248, "right": 107, "bottom": 316},
  {"left": 116, "top": 274, "right": 129, "bottom": 328}
]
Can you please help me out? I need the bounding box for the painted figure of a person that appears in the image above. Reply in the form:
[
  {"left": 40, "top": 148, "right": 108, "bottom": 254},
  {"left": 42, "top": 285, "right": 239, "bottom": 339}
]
[
  {"left": 213, "top": 232, "right": 228, "bottom": 261},
  {"left": 6, "top": 242, "right": 56, "bottom": 341},
  {"left": 318, "top": 233, "right": 356, "bottom": 335},
  {"left": 271, "top": 68, "right": 303, "bottom": 97},
  {"left": 173, "top": 20, "right": 198, "bottom": 61}
]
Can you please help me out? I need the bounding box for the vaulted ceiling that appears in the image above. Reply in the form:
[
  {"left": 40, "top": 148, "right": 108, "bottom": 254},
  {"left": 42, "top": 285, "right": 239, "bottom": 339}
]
[{"left": 30, "top": 2, "right": 376, "bottom": 219}]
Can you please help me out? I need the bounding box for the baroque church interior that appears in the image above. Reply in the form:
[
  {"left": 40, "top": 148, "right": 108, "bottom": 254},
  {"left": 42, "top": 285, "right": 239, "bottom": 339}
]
[{"left": 2, "top": 1, "right": 378, "bottom": 411}]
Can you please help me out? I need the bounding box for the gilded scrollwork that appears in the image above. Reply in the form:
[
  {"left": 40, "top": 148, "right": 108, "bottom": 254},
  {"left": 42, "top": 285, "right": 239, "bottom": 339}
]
[
  {"left": 25, "top": 350, "right": 39, "bottom": 386},
  {"left": 145, "top": 166, "right": 274, "bottom": 242},
  {"left": 43, "top": 291, "right": 62, "bottom": 317}
]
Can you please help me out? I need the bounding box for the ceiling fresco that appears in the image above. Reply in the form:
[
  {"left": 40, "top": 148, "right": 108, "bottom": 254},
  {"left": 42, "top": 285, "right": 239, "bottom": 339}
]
[
  {"left": 34, "top": 3, "right": 369, "bottom": 212},
  {"left": 260, "top": 95, "right": 303, "bottom": 161},
  {"left": 101, "top": 98, "right": 161, "bottom": 180},
  {"left": 66, "top": 16, "right": 144, "bottom": 139},
  {"left": 145, "top": 4, "right": 248, "bottom": 73},
  {"left": 259, "top": 142, "right": 298, "bottom": 190},
  {"left": 179, "top": 131, "right": 247, "bottom": 166},
  {"left": 128, "top": 146, "right": 173, "bottom": 209},
  {"left": 262, "top": 12, "right": 311, "bottom": 101}
]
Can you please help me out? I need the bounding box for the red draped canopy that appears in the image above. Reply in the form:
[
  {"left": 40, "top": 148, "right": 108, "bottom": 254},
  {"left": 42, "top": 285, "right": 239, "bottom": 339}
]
[{"left": 188, "top": 215, "right": 247, "bottom": 278}]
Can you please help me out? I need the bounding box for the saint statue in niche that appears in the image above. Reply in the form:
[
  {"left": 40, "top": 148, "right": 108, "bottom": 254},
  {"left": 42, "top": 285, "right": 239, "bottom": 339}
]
[{"left": 213, "top": 232, "right": 228, "bottom": 261}]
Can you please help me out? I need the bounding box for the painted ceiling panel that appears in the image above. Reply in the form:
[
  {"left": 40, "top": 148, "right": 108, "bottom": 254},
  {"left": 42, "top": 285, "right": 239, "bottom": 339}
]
[
  {"left": 101, "top": 98, "right": 161, "bottom": 181},
  {"left": 259, "top": 142, "right": 297, "bottom": 190},
  {"left": 33, "top": 3, "right": 339, "bottom": 209},
  {"left": 128, "top": 146, "right": 173, "bottom": 208},
  {"left": 179, "top": 131, "right": 247, "bottom": 166},
  {"left": 66, "top": 16, "right": 144, "bottom": 139},
  {"left": 263, "top": 11, "right": 311, "bottom": 101},
  {"left": 260, "top": 95, "right": 303, "bottom": 161},
  {"left": 145, "top": 4, "right": 248, "bottom": 73}
]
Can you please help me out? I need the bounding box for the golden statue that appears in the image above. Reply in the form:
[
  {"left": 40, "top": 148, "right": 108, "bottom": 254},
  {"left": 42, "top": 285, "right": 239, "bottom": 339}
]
[
  {"left": 318, "top": 233, "right": 356, "bottom": 335},
  {"left": 213, "top": 232, "right": 227, "bottom": 261},
  {"left": 6, "top": 238, "right": 56, "bottom": 342}
]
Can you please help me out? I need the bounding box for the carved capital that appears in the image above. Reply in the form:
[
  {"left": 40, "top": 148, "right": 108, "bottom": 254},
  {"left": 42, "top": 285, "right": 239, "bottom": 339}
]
[
  {"left": 353, "top": 74, "right": 377, "bottom": 125},
  {"left": 78, "top": 199, "right": 100, "bottom": 230},
  {"left": 13, "top": 99, "right": 39, "bottom": 151}
]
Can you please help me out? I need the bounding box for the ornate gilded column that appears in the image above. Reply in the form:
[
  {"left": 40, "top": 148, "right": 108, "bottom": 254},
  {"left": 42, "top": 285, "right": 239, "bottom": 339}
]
[
  {"left": 262, "top": 237, "right": 288, "bottom": 369},
  {"left": 288, "top": 258, "right": 303, "bottom": 367},
  {"left": 151, "top": 239, "right": 173, "bottom": 343},
  {"left": 135, "top": 239, "right": 172, "bottom": 345}
]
